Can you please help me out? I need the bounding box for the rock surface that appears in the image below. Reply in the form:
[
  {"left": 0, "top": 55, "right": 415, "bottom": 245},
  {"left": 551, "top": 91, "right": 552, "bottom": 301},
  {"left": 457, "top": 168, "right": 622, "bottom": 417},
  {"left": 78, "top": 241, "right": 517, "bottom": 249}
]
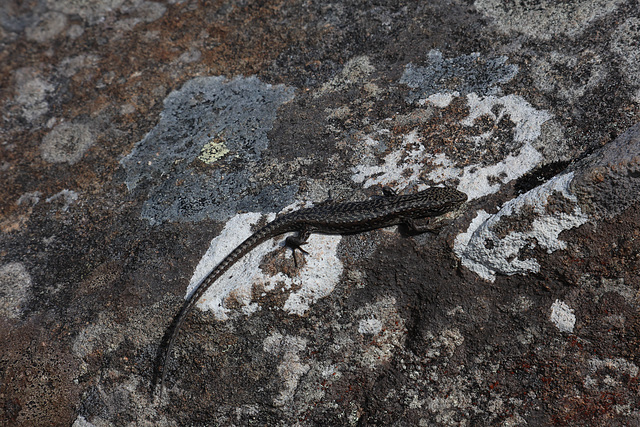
[{"left": 1, "top": 1, "right": 639, "bottom": 425}]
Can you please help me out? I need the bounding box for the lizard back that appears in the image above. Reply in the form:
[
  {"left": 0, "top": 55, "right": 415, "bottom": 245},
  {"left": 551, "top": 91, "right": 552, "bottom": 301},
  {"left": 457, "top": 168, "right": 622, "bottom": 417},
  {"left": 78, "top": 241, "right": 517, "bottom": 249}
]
[{"left": 276, "top": 186, "right": 467, "bottom": 233}]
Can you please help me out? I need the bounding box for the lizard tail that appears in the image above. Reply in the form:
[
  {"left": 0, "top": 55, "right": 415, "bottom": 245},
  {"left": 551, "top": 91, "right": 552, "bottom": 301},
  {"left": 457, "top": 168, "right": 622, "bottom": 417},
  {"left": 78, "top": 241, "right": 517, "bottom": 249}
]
[{"left": 152, "top": 218, "right": 292, "bottom": 398}]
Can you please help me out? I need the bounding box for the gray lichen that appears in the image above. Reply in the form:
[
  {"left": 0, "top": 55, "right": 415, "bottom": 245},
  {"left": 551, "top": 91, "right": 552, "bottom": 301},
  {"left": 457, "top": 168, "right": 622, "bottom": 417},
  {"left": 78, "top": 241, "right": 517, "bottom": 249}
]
[{"left": 120, "top": 76, "right": 297, "bottom": 224}]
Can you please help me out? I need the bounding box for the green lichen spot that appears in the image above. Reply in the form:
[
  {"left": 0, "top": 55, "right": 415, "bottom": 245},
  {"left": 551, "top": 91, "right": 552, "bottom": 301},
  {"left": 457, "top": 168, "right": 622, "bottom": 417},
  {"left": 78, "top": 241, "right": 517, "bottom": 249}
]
[{"left": 198, "top": 134, "right": 229, "bottom": 164}]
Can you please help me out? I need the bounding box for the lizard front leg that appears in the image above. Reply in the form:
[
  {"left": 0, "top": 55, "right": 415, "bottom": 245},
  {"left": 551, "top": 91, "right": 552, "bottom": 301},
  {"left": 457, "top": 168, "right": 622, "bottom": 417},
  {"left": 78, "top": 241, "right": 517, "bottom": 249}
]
[{"left": 284, "top": 228, "right": 310, "bottom": 267}]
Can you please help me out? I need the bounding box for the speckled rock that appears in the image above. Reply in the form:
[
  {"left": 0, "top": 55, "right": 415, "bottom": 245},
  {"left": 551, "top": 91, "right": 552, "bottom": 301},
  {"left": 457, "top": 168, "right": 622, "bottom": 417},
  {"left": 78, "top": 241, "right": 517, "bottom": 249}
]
[{"left": 1, "top": 0, "right": 639, "bottom": 426}]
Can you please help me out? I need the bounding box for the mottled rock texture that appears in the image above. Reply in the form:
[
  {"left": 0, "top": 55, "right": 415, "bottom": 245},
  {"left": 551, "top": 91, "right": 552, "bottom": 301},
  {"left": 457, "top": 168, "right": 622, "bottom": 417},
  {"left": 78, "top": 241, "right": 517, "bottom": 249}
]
[{"left": 1, "top": 0, "right": 639, "bottom": 426}]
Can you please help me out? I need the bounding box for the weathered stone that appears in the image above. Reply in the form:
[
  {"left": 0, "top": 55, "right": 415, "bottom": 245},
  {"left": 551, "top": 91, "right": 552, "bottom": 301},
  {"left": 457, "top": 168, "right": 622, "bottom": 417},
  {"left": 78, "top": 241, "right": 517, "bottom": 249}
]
[{"left": 1, "top": 1, "right": 639, "bottom": 425}]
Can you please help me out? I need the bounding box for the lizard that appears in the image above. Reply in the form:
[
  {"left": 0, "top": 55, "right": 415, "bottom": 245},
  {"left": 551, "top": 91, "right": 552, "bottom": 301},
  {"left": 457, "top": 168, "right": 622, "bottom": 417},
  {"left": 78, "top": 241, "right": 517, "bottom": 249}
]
[{"left": 154, "top": 185, "right": 467, "bottom": 396}]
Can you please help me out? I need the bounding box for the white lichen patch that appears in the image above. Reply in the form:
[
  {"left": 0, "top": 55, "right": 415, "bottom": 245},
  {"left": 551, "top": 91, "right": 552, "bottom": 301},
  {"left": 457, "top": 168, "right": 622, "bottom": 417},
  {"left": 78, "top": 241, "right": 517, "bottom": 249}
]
[
  {"left": 355, "top": 297, "right": 407, "bottom": 369},
  {"left": 0, "top": 262, "right": 31, "bottom": 319},
  {"left": 420, "top": 91, "right": 460, "bottom": 108},
  {"left": 475, "top": 0, "right": 625, "bottom": 40},
  {"left": 423, "top": 328, "right": 465, "bottom": 361},
  {"left": 188, "top": 210, "right": 343, "bottom": 320},
  {"left": 463, "top": 94, "right": 552, "bottom": 144},
  {"left": 583, "top": 276, "right": 640, "bottom": 307},
  {"left": 587, "top": 357, "right": 639, "bottom": 380},
  {"left": 59, "top": 54, "right": 100, "bottom": 78},
  {"left": 351, "top": 130, "right": 428, "bottom": 189},
  {"left": 46, "top": 0, "right": 125, "bottom": 23},
  {"left": 263, "top": 332, "right": 310, "bottom": 407},
  {"left": 351, "top": 93, "right": 551, "bottom": 200},
  {"left": 17, "top": 191, "right": 42, "bottom": 206},
  {"left": 73, "top": 312, "right": 120, "bottom": 358},
  {"left": 584, "top": 357, "right": 640, "bottom": 391},
  {"left": 531, "top": 50, "right": 607, "bottom": 101},
  {"left": 25, "top": 11, "right": 68, "bottom": 43},
  {"left": 13, "top": 68, "right": 55, "bottom": 121},
  {"left": 72, "top": 415, "right": 94, "bottom": 427},
  {"left": 430, "top": 141, "right": 543, "bottom": 199},
  {"left": 430, "top": 94, "right": 551, "bottom": 198},
  {"left": 46, "top": 189, "right": 79, "bottom": 212},
  {"left": 611, "top": 17, "right": 640, "bottom": 90},
  {"left": 73, "top": 305, "right": 162, "bottom": 360},
  {"left": 358, "top": 317, "right": 383, "bottom": 335},
  {"left": 316, "top": 56, "right": 375, "bottom": 97},
  {"left": 281, "top": 232, "right": 342, "bottom": 315},
  {"left": 41, "top": 122, "right": 94, "bottom": 164},
  {"left": 325, "top": 105, "right": 351, "bottom": 120},
  {"left": 549, "top": 300, "right": 576, "bottom": 333},
  {"left": 455, "top": 172, "right": 589, "bottom": 281}
]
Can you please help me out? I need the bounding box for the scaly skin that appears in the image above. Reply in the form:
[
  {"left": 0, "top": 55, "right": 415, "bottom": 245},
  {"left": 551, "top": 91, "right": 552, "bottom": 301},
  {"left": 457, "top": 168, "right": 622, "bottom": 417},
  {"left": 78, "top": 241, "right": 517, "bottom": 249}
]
[{"left": 154, "top": 186, "right": 467, "bottom": 395}]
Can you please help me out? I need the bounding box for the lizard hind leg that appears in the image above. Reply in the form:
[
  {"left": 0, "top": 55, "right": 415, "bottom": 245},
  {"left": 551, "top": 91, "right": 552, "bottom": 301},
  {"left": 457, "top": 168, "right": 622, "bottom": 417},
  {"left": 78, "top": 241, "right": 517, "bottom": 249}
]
[
  {"left": 381, "top": 186, "right": 397, "bottom": 197},
  {"left": 370, "top": 186, "right": 397, "bottom": 201},
  {"left": 284, "top": 229, "right": 310, "bottom": 268},
  {"left": 403, "top": 217, "right": 444, "bottom": 234}
]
